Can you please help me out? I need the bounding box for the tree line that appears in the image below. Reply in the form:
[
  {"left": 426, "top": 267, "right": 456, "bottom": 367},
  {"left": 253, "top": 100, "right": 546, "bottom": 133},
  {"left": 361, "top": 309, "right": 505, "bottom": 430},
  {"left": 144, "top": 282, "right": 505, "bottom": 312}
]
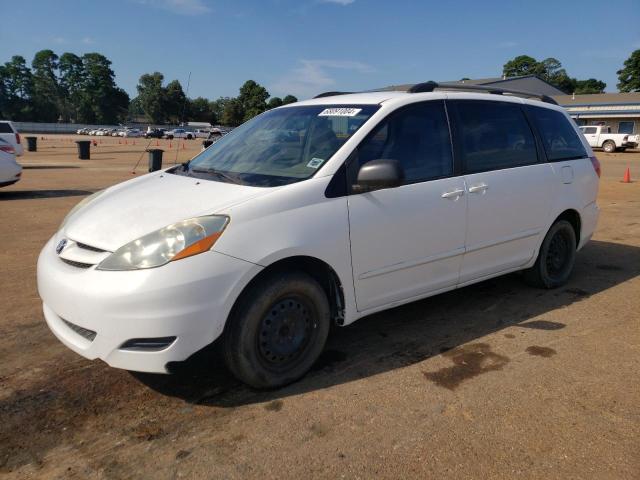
[
  {"left": 501, "top": 51, "right": 640, "bottom": 94},
  {"left": 1, "top": 49, "right": 639, "bottom": 125}
]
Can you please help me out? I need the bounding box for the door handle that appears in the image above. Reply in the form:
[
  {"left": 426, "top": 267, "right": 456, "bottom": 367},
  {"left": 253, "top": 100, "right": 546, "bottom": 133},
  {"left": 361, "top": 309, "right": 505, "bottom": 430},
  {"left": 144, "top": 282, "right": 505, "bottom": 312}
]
[
  {"left": 441, "top": 188, "right": 465, "bottom": 199},
  {"left": 468, "top": 184, "right": 489, "bottom": 194}
]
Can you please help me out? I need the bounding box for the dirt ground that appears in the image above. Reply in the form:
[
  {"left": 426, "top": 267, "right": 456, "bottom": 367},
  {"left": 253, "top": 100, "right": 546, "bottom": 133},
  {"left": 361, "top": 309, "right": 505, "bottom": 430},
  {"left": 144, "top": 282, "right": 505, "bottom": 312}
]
[{"left": 0, "top": 135, "right": 638, "bottom": 479}]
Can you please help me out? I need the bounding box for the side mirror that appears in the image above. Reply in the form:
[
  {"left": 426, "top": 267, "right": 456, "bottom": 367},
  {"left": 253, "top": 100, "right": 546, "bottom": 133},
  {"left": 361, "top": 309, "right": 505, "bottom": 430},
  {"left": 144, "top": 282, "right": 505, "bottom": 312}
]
[{"left": 353, "top": 159, "right": 404, "bottom": 193}]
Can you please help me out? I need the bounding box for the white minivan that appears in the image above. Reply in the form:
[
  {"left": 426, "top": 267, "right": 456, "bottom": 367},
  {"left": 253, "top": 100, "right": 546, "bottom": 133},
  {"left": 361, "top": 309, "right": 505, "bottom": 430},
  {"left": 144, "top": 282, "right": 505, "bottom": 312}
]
[{"left": 37, "top": 83, "right": 600, "bottom": 388}]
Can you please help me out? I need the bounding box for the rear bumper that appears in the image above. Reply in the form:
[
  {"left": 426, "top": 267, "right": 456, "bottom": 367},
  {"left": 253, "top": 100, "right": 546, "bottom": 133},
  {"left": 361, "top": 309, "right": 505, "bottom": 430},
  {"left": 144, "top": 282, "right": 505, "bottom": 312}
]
[
  {"left": 578, "top": 201, "right": 599, "bottom": 250},
  {"left": 37, "top": 235, "right": 262, "bottom": 373}
]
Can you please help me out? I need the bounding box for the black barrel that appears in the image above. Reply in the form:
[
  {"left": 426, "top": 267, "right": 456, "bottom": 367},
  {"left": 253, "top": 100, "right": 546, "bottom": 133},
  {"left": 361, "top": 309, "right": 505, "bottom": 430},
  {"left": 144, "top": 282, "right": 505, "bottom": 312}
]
[
  {"left": 202, "top": 140, "right": 214, "bottom": 150},
  {"left": 75, "top": 140, "right": 91, "bottom": 160},
  {"left": 146, "top": 148, "right": 164, "bottom": 172},
  {"left": 25, "top": 136, "right": 37, "bottom": 152}
]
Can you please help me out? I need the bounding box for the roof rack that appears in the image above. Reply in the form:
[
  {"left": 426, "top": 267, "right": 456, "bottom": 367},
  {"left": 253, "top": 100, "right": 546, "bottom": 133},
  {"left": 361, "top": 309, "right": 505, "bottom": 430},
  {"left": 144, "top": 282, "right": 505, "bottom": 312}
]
[
  {"left": 313, "top": 81, "right": 558, "bottom": 105},
  {"left": 407, "top": 81, "right": 558, "bottom": 104}
]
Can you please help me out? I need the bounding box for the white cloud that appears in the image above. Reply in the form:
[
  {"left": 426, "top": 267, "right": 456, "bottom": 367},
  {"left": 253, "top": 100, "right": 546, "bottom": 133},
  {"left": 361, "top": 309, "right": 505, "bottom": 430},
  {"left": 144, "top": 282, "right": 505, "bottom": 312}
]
[
  {"left": 320, "top": 0, "right": 355, "bottom": 4},
  {"left": 271, "top": 59, "right": 373, "bottom": 99},
  {"left": 82, "top": 37, "right": 95, "bottom": 45},
  {"left": 135, "top": 0, "right": 211, "bottom": 15}
]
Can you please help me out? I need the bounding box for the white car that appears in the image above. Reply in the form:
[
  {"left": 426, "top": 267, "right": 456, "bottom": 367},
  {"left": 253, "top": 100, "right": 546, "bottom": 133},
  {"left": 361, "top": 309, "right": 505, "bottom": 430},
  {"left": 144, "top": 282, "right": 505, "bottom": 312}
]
[
  {"left": 579, "top": 125, "right": 638, "bottom": 152},
  {"left": 0, "top": 138, "right": 22, "bottom": 187},
  {"left": 37, "top": 84, "right": 600, "bottom": 388},
  {"left": 123, "top": 129, "right": 143, "bottom": 138},
  {"left": 165, "top": 128, "right": 195, "bottom": 140},
  {"left": 0, "top": 121, "right": 24, "bottom": 156}
]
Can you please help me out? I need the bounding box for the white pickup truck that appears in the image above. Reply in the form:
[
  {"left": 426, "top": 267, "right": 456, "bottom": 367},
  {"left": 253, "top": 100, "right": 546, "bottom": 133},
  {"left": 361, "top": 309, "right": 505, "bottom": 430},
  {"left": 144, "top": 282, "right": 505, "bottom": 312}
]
[
  {"left": 579, "top": 125, "right": 638, "bottom": 153},
  {"left": 0, "top": 121, "right": 24, "bottom": 156}
]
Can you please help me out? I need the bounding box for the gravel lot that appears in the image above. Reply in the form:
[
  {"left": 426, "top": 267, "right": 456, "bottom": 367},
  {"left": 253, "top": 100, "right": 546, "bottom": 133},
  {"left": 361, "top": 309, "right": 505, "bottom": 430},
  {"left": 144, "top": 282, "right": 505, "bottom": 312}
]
[{"left": 1, "top": 136, "right": 638, "bottom": 479}]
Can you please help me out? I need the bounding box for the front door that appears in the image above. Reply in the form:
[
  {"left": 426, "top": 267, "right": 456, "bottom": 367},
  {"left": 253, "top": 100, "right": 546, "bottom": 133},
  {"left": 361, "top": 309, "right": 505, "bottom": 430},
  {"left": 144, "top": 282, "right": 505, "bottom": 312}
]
[{"left": 348, "top": 101, "right": 467, "bottom": 312}]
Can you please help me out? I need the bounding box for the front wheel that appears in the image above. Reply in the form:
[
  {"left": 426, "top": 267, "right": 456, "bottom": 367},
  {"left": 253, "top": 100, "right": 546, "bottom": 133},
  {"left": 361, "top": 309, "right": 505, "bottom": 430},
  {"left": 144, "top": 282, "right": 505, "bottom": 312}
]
[
  {"left": 523, "top": 220, "right": 576, "bottom": 289},
  {"left": 223, "top": 271, "right": 330, "bottom": 389}
]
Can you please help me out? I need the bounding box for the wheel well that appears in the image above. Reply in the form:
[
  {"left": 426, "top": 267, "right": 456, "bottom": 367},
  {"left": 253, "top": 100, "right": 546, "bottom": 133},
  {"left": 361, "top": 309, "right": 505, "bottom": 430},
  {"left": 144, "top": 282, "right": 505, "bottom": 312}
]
[
  {"left": 555, "top": 209, "right": 581, "bottom": 246},
  {"left": 229, "top": 256, "right": 346, "bottom": 328}
]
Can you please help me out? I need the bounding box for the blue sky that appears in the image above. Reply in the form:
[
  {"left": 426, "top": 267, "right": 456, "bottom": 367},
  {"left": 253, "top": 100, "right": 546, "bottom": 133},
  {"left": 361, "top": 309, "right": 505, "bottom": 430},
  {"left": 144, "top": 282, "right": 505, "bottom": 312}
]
[{"left": 2, "top": 0, "right": 639, "bottom": 100}]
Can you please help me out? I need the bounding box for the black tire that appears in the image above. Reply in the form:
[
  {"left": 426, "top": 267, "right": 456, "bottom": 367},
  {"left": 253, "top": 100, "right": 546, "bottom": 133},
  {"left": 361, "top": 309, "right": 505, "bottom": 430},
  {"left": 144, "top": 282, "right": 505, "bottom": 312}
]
[
  {"left": 223, "top": 271, "right": 330, "bottom": 389},
  {"left": 186, "top": 134, "right": 193, "bottom": 140},
  {"left": 523, "top": 220, "right": 577, "bottom": 289},
  {"left": 602, "top": 140, "right": 616, "bottom": 153}
]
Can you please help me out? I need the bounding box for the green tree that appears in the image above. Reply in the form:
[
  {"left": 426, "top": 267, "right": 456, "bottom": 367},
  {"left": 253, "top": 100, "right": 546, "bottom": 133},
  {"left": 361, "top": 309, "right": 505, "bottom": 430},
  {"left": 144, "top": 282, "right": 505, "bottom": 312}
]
[
  {"left": 282, "top": 95, "right": 298, "bottom": 105},
  {"left": 220, "top": 98, "right": 244, "bottom": 126},
  {"left": 0, "top": 56, "right": 34, "bottom": 120},
  {"left": 137, "top": 72, "right": 166, "bottom": 123},
  {"left": 165, "top": 79, "right": 187, "bottom": 123},
  {"left": 58, "top": 52, "right": 84, "bottom": 121},
  {"left": 31, "top": 49, "right": 61, "bottom": 122},
  {"left": 503, "top": 55, "right": 539, "bottom": 77},
  {"left": 190, "top": 96, "right": 217, "bottom": 124},
  {"left": 617, "top": 49, "right": 640, "bottom": 92},
  {"left": 574, "top": 78, "right": 606, "bottom": 94},
  {"left": 210, "top": 97, "right": 231, "bottom": 121},
  {"left": 267, "top": 96, "right": 283, "bottom": 109},
  {"left": 80, "top": 53, "right": 128, "bottom": 123},
  {"left": 238, "top": 80, "right": 269, "bottom": 121}
]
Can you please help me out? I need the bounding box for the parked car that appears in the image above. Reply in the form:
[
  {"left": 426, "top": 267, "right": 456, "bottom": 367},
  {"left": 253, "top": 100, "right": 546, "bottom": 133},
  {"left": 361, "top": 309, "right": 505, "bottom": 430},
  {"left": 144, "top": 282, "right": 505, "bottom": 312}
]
[
  {"left": 0, "top": 120, "right": 24, "bottom": 156},
  {"left": 193, "top": 129, "right": 211, "bottom": 139},
  {"left": 123, "top": 129, "right": 143, "bottom": 138},
  {"left": 112, "top": 129, "right": 124, "bottom": 137},
  {"left": 37, "top": 85, "right": 600, "bottom": 388},
  {"left": 145, "top": 128, "right": 166, "bottom": 139},
  {"left": 164, "top": 128, "right": 195, "bottom": 140},
  {"left": 76, "top": 128, "right": 90, "bottom": 135},
  {"left": 579, "top": 125, "right": 638, "bottom": 152},
  {"left": 0, "top": 138, "right": 22, "bottom": 187}
]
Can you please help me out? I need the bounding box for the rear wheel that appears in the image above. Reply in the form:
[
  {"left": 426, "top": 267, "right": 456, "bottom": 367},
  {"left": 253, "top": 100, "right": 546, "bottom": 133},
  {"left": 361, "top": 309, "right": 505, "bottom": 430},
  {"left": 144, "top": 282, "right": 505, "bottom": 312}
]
[
  {"left": 602, "top": 140, "right": 616, "bottom": 153},
  {"left": 223, "top": 271, "right": 330, "bottom": 389},
  {"left": 523, "top": 220, "right": 576, "bottom": 289}
]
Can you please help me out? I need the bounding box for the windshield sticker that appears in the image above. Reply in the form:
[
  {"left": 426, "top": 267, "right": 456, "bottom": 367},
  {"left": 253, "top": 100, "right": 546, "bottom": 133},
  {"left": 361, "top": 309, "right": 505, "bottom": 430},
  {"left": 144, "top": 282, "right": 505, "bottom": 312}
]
[
  {"left": 307, "top": 158, "right": 324, "bottom": 169},
  {"left": 318, "top": 108, "right": 362, "bottom": 117}
]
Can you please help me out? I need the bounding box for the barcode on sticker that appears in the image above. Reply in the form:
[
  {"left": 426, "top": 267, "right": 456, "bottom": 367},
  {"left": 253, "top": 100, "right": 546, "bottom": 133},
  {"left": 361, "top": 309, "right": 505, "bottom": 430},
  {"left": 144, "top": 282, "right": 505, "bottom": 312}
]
[{"left": 318, "top": 108, "right": 362, "bottom": 117}]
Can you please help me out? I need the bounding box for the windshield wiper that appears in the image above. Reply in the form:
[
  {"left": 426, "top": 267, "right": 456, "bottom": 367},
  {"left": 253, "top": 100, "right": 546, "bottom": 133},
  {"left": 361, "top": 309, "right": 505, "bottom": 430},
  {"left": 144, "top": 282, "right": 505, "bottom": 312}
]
[{"left": 191, "top": 167, "right": 244, "bottom": 185}]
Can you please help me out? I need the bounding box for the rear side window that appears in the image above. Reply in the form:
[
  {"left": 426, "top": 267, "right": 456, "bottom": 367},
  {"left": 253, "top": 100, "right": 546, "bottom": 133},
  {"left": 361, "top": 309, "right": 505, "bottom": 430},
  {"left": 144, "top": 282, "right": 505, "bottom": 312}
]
[
  {"left": 450, "top": 100, "right": 538, "bottom": 174},
  {"left": 583, "top": 127, "right": 597, "bottom": 134},
  {"left": 355, "top": 101, "right": 453, "bottom": 184},
  {"left": 528, "top": 106, "right": 587, "bottom": 161},
  {"left": 0, "top": 122, "right": 14, "bottom": 133}
]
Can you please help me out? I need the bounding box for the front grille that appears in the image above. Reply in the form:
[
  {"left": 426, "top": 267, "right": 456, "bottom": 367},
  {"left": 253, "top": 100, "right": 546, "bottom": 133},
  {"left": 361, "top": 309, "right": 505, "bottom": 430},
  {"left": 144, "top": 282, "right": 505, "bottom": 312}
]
[
  {"left": 76, "top": 242, "right": 106, "bottom": 253},
  {"left": 62, "top": 319, "right": 97, "bottom": 341},
  {"left": 60, "top": 258, "right": 93, "bottom": 269}
]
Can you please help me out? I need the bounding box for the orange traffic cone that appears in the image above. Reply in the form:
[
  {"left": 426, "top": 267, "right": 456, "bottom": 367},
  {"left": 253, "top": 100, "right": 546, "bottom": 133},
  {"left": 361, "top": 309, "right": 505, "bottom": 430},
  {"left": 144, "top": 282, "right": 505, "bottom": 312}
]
[
  {"left": 169, "top": 141, "right": 172, "bottom": 149},
  {"left": 182, "top": 142, "right": 186, "bottom": 150},
  {"left": 622, "top": 167, "right": 632, "bottom": 183}
]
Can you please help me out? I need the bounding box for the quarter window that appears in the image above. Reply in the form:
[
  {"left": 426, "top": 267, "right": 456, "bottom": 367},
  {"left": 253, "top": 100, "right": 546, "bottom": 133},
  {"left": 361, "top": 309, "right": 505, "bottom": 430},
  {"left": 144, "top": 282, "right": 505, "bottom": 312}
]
[
  {"left": 528, "top": 106, "right": 587, "bottom": 161},
  {"left": 355, "top": 101, "right": 453, "bottom": 184},
  {"left": 451, "top": 100, "right": 538, "bottom": 173}
]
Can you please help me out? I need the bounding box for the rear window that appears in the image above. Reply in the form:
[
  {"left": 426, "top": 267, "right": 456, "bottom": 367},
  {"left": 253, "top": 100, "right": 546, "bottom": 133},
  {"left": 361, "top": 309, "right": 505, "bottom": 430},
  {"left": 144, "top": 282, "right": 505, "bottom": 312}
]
[
  {"left": 450, "top": 100, "right": 538, "bottom": 174},
  {"left": 0, "top": 122, "right": 14, "bottom": 133},
  {"left": 528, "top": 106, "right": 587, "bottom": 161}
]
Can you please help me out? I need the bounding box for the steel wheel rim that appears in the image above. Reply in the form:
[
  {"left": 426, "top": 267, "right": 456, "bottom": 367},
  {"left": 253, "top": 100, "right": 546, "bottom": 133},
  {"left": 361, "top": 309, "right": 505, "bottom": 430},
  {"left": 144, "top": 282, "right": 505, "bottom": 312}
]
[
  {"left": 546, "top": 231, "right": 570, "bottom": 277},
  {"left": 257, "top": 296, "right": 315, "bottom": 368}
]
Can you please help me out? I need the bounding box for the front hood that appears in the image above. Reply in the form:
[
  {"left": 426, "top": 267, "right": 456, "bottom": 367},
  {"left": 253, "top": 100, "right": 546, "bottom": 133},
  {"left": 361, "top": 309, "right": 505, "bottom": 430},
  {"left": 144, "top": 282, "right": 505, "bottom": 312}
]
[{"left": 64, "top": 171, "right": 273, "bottom": 251}]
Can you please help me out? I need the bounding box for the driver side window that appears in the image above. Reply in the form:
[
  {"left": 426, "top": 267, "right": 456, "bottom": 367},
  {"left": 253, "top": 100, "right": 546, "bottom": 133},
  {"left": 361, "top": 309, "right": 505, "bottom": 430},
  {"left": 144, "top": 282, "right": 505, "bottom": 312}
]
[{"left": 354, "top": 101, "right": 453, "bottom": 184}]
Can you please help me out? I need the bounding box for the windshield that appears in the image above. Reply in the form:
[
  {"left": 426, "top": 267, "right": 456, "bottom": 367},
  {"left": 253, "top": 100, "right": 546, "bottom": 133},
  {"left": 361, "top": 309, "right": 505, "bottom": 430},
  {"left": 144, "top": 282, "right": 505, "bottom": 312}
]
[{"left": 173, "top": 104, "right": 379, "bottom": 187}]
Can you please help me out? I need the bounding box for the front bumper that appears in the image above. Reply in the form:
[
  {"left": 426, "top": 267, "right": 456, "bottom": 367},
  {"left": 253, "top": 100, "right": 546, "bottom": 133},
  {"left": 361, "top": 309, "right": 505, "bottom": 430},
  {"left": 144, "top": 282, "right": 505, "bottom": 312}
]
[{"left": 37, "top": 235, "right": 262, "bottom": 373}]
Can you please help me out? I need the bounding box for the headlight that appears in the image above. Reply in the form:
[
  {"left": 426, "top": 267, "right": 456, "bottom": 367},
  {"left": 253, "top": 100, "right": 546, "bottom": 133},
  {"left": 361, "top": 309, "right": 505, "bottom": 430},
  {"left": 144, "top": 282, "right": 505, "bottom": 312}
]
[
  {"left": 60, "top": 190, "right": 105, "bottom": 230},
  {"left": 97, "top": 215, "right": 229, "bottom": 271}
]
